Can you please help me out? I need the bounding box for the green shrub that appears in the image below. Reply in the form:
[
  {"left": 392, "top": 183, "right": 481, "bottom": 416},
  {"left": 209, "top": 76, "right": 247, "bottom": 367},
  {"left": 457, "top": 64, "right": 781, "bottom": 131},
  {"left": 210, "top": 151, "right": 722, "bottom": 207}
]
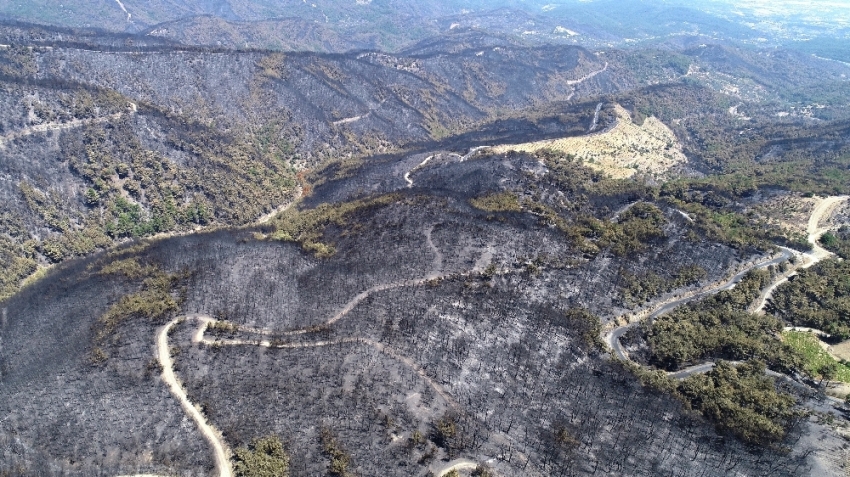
[
  {"left": 271, "top": 194, "right": 400, "bottom": 257},
  {"left": 233, "top": 435, "right": 290, "bottom": 477},
  {"left": 469, "top": 192, "right": 522, "bottom": 212},
  {"left": 95, "top": 262, "right": 183, "bottom": 344},
  {"left": 769, "top": 258, "right": 850, "bottom": 338},
  {"left": 320, "top": 428, "right": 353, "bottom": 477},
  {"left": 647, "top": 270, "right": 802, "bottom": 372}
]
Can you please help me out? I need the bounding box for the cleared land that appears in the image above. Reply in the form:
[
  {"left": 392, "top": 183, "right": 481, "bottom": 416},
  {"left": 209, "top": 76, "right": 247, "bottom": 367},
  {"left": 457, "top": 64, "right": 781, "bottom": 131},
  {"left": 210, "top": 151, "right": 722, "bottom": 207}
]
[
  {"left": 783, "top": 331, "right": 850, "bottom": 383},
  {"left": 490, "top": 104, "right": 686, "bottom": 179}
]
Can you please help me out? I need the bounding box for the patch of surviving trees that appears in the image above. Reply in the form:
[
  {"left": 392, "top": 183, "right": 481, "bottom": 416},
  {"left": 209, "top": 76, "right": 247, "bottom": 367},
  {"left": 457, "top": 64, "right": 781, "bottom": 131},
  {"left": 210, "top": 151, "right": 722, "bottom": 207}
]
[{"left": 624, "top": 260, "right": 850, "bottom": 446}]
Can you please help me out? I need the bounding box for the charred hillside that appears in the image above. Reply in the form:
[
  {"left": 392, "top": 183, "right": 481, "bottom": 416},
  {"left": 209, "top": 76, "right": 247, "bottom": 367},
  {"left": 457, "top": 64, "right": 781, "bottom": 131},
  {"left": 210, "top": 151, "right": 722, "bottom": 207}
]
[
  {"left": 1, "top": 149, "right": 832, "bottom": 476},
  {"left": 2, "top": 17, "right": 850, "bottom": 477}
]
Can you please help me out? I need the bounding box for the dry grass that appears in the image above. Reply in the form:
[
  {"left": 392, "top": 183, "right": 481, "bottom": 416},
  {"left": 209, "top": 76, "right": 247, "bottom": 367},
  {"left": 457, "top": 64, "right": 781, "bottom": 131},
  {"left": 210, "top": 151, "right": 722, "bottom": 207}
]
[
  {"left": 749, "top": 194, "right": 816, "bottom": 237},
  {"left": 490, "top": 104, "right": 686, "bottom": 179}
]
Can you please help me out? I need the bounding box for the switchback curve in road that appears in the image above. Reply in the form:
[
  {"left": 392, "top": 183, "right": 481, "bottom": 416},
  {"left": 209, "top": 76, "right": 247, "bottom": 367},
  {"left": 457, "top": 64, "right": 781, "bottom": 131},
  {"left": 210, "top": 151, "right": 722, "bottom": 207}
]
[
  {"left": 605, "top": 248, "right": 794, "bottom": 362},
  {"left": 606, "top": 196, "right": 849, "bottom": 403},
  {"left": 752, "top": 195, "right": 849, "bottom": 312},
  {"left": 192, "top": 319, "right": 460, "bottom": 410},
  {"left": 158, "top": 318, "right": 233, "bottom": 477},
  {"left": 148, "top": 224, "right": 457, "bottom": 476},
  {"left": 803, "top": 195, "right": 849, "bottom": 268}
]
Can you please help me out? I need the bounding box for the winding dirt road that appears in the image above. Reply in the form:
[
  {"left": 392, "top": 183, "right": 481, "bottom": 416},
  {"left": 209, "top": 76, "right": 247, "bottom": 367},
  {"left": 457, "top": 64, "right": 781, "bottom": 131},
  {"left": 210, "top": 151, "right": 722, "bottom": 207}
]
[
  {"left": 605, "top": 248, "right": 794, "bottom": 363},
  {"left": 151, "top": 225, "right": 464, "bottom": 476},
  {"left": 404, "top": 155, "right": 436, "bottom": 187},
  {"left": 752, "top": 195, "right": 849, "bottom": 313},
  {"left": 567, "top": 62, "right": 609, "bottom": 86},
  {"left": 158, "top": 318, "right": 233, "bottom": 477},
  {"left": 803, "top": 195, "right": 849, "bottom": 267},
  {"left": 431, "top": 458, "right": 479, "bottom": 476},
  {"left": 114, "top": 0, "right": 132, "bottom": 22},
  {"left": 605, "top": 196, "right": 849, "bottom": 388},
  {"left": 256, "top": 186, "right": 304, "bottom": 224},
  {"left": 0, "top": 102, "right": 137, "bottom": 147}
]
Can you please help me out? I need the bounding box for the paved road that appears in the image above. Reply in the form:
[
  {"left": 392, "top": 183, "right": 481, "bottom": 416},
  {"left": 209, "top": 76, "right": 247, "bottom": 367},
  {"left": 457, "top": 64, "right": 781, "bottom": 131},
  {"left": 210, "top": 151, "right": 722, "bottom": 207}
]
[
  {"left": 606, "top": 195, "right": 850, "bottom": 403},
  {"left": 607, "top": 248, "right": 794, "bottom": 362},
  {"left": 668, "top": 362, "right": 716, "bottom": 380}
]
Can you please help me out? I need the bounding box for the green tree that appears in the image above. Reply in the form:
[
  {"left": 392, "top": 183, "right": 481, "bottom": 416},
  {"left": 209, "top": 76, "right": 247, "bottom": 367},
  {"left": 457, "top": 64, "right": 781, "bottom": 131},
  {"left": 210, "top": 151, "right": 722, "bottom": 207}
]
[
  {"left": 677, "top": 360, "right": 799, "bottom": 445},
  {"left": 84, "top": 188, "right": 101, "bottom": 206},
  {"left": 233, "top": 435, "right": 290, "bottom": 477},
  {"left": 817, "top": 361, "right": 839, "bottom": 386}
]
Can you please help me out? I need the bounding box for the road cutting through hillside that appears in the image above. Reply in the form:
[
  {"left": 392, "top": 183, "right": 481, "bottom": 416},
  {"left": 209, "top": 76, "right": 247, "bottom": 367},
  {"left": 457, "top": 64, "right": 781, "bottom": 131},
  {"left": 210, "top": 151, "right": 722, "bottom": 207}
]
[
  {"left": 405, "top": 154, "right": 435, "bottom": 187},
  {"left": 567, "top": 62, "right": 608, "bottom": 86},
  {"left": 256, "top": 186, "right": 303, "bottom": 224},
  {"left": 152, "top": 224, "right": 468, "bottom": 476},
  {"left": 0, "top": 102, "right": 137, "bottom": 147},
  {"left": 153, "top": 195, "right": 847, "bottom": 476},
  {"left": 752, "top": 195, "right": 849, "bottom": 313},
  {"left": 605, "top": 196, "right": 849, "bottom": 389},
  {"left": 157, "top": 318, "right": 233, "bottom": 477},
  {"left": 605, "top": 247, "right": 795, "bottom": 362},
  {"left": 191, "top": 319, "right": 460, "bottom": 409},
  {"left": 114, "top": 0, "right": 132, "bottom": 22}
]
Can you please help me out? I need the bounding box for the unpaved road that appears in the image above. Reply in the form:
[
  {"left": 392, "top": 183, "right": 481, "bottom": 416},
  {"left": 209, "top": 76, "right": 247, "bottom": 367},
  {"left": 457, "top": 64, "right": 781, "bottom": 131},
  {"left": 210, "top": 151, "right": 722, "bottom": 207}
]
[
  {"left": 151, "top": 225, "right": 452, "bottom": 476},
  {"left": 803, "top": 195, "right": 849, "bottom": 267},
  {"left": 588, "top": 102, "right": 603, "bottom": 132},
  {"left": 114, "top": 0, "right": 132, "bottom": 22},
  {"left": 606, "top": 248, "right": 794, "bottom": 362},
  {"left": 193, "top": 323, "right": 460, "bottom": 410},
  {"left": 158, "top": 318, "right": 233, "bottom": 477},
  {"left": 431, "top": 458, "right": 479, "bottom": 476},
  {"left": 405, "top": 155, "right": 436, "bottom": 187},
  {"left": 567, "top": 62, "right": 608, "bottom": 86},
  {"left": 606, "top": 196, "right": 849, "bottom": 394},
  {"left": 0, "top": 102, "right": 137, "bottom": 147},
  {"left": 752, "top": 195, "right": 849, "bottom": 312},
  {"left": 256, "top": 186, "right": 303, "bottom": 224}
]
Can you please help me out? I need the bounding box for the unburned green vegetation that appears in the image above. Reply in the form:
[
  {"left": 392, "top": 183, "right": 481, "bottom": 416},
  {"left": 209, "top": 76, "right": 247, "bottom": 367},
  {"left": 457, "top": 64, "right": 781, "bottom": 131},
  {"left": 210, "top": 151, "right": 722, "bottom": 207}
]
[
  {"left": 633, "top": 268, "right": 810, "bottom": 446},
  {"left": 270, "top": 194, "right": 401, "bottom": 257},
  {"left": 659, "top": 181, "right": 809, "bottom": 252},
  {"left": 469, "top": 192, "right": 522, "bottom": 213},
  {"left": 0, "top": 230, "right": 38, "bottom": 302},
  {"left": 647, "top": 269, "right": 803, "bottom": 373},
  {"left": 620, "top": 265, "right": 707, "bottom": 305},
  {"left": 678, "top": 360, "right": 801, "bottom": 446},
  {"left": 0, "top": 97, "right": 300, "bottom": 303},
  {"left": 624, "top": 357, "right": 801, "bottom": 446},
  {"left": 768, "top": 258, "right": 850, "bottom": 339},
  {"left": 523, "top": 199, "right": 669, "bottom": 257},
  {"left": 233, "top": 435, "right": 291, "bottom": 477},
  {"left": 320, "top": 428, "right": 355, "bottom": 477},
  {"left": 623, "top": 83, "right": 850, "bottom": 198},
  {"left": 783, "top": 331, "right": 850, "bottom": 383},
  {"left": 93, "top": 258, "right": 185, "bottom": 359},
  {"left": 820, "top": 226, "right": 850, "bottom": 259}
]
